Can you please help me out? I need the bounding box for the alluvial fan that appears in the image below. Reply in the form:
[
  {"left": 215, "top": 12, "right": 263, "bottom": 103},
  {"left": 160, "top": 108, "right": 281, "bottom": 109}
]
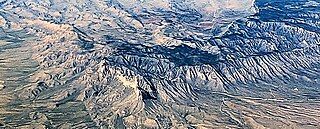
[{"left": 0, "top": 0, "right": 320, "bottom": 128}]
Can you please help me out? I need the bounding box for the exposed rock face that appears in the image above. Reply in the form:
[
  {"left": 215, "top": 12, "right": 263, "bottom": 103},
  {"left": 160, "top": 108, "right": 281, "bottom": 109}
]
[{"left": 0, "top": 0, "right": 320, "bottom": 128}]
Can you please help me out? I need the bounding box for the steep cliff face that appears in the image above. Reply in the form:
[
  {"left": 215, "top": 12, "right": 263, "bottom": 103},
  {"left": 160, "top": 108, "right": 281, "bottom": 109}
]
[{"left": 0, "top": 0, "right": 320, "bottom": 128}]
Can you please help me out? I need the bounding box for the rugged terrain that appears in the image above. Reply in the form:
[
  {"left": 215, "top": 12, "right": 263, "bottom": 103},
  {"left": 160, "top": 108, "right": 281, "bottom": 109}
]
[{"left": 0, "top": 0, "right": 320, "bottom": 128}]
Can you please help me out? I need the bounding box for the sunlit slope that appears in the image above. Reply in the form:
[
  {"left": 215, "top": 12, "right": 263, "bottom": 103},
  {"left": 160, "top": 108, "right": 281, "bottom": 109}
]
[{"left": 0, "top": 0, "right": 319, "bottom": 128}]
